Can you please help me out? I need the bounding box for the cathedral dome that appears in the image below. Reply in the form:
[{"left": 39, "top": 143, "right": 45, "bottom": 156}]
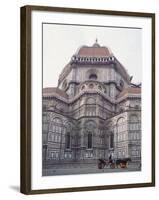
[
  {"left": 75, "top": 40, "right": 112, "bottom": 57},
  {"left": 59, "top": 40, "right": 130, "bottom": 87}
]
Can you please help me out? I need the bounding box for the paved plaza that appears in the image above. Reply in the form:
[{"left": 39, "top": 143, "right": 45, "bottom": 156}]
[{"left": 43, "top": 163, "right": 141, "bottom": 176}]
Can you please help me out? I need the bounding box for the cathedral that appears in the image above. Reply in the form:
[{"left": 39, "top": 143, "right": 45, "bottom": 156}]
[{"left": 42, "top": 40, "right": 141, "bottom": 170}]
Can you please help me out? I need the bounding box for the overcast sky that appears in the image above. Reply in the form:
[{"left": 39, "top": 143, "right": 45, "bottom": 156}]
[{"left": 43, "top": 23, "right": 142, "bottom": 88}]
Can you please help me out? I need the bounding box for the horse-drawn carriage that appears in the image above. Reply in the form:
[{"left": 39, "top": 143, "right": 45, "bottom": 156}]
[{"left": 98, "top": 158, "right": 131, "bottom": 169}]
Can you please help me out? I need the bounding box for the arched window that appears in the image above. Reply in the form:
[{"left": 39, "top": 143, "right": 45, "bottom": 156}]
[
  {"left": 116, "top": 117, "right": 125, "bottom": 142},
  {"left": 66, "top": 132, "right": 71, "bottom": 149},
  {"left": 89, "top": 83, "right": 94, "bottom": 89},
  {"left": 129, "top": 115, "right": 139, "bottom": 131},
  {"left": 120, "top": 80, "right": 124, "bottom": 88},
  {"left": 51, "top": 118, "right": 62, "bottom": 133},
  {"left": 98, "top": 85, "right": 102, "bottom": 91},
  {"left": 117, "top": 117, "right": 124, "bottom": 131},
  {"left": 48, "top": 117, "right": 63, "bottom": 143},
  {"left": 88, "top": 133, "right": 92, "bottom": 149},
  {"left": 89, "top": 74, "right": 97, "bottom": 80},
  {"left": 81, "top": 85, "right": 85, "bottom": 90}
]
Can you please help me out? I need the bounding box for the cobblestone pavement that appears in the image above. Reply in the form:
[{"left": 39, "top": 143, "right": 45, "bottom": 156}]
[{"left": 43, "top": 164, "right": 141, "bottom": 176}]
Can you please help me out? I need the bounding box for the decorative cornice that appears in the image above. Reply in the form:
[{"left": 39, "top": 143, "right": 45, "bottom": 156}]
[
  {"left": 43, "top": 90, "right": 141, "bottom": 107},
  {"left": 71, "top": 55, "right": 115, "bottom": 65}
]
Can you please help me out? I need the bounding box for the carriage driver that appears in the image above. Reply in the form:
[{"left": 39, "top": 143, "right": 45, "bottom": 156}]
[{"left": 108, "top": 153, "right": 114, "bottom": 164}]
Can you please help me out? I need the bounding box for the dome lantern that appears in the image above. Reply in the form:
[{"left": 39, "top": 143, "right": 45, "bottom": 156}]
[{"left": 93, "top": 38, "right": 100, "bottom": 47}]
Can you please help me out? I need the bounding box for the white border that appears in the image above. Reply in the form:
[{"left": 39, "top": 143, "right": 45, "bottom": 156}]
[{"left": 31, "top": 10, "right": 152, "bottom": 190}]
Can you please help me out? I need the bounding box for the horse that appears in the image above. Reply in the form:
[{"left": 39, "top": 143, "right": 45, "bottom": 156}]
[
  {"left": 98, "top": 159, "right": 115, "bottom": 169},
  {"left": 98, "top": 159, "right": 107, "bottom": 169},
  {"left": 98, "top": 158, "right": 131, "bottom": 169},
  {"left": 115, "top": 158, "right": 131, "bottom": 168}
]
